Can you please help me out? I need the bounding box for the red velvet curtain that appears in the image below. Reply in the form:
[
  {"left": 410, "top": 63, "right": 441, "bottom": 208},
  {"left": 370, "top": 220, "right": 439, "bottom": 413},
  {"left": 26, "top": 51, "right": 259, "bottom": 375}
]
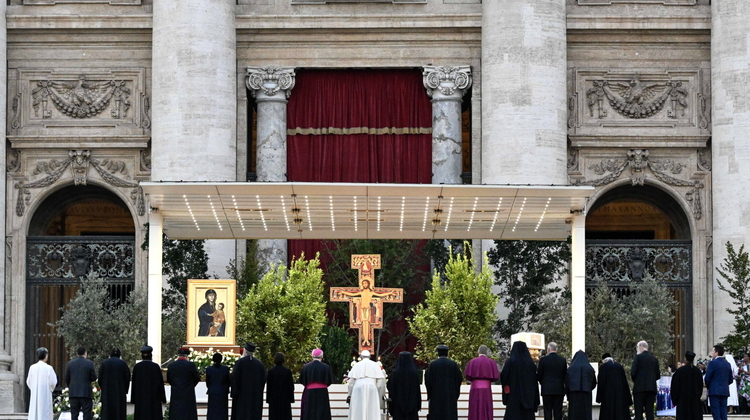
[{"left": 288, "top": 69, "right": 432, "bottom": 259}]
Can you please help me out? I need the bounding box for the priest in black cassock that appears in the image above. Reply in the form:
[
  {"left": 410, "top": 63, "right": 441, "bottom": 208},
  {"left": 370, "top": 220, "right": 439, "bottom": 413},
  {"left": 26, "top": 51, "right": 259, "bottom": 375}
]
[
  {"left": 565, "top": 351, "right": 596, "bottom": 420},
  {"left": 298, "top": 348, "right": 333, "bottom": 420},
  {"left": 232, "top": 342, "right": 267, "bottom": 420},
  {"left": 425, "top": 345, "right": 463, "bottom": 420},
  {"left": 167, "top": 348, "right": 201, "bottom": 420},
  {"left": 387, "top": 352, "right": 421, "bottom": 420},
  {"left": 206, "top": 352, "right": 231, "bottom": 420},
  {"left": 98, "top": 348, "right": 131, "bottom": 420},
  {"left": 671, "top": 351, "right": 704, "bottom": 420},
  {"left": 267, "top": 352, "right": 295, "bottom": 420},
  {"left": 596, "top": 353, "right": 632, "bottom": 420},
  {"left": 131, "top": 345, "right": 166, "bottom": 420},
  {"left": 500, "top": 341, "right": 539, "bottom": 420}
]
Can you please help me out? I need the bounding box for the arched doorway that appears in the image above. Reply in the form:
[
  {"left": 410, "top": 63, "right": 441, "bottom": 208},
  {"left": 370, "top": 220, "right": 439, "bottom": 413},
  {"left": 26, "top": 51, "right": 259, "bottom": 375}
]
[
  {"left": 585, "top": 184, "right": 692, "bottom": 361},
  {"left": 25, "top": 185, "right": 135, "bottom": 390}
]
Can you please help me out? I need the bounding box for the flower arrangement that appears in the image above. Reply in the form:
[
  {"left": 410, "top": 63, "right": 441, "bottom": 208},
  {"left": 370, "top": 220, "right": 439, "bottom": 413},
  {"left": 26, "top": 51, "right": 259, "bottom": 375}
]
[
  {"left": 54, "top": 383, "right": 102, "bottom": 420},
  {"left": 187, "top": 348, "right": 241, "bottom": 379}
]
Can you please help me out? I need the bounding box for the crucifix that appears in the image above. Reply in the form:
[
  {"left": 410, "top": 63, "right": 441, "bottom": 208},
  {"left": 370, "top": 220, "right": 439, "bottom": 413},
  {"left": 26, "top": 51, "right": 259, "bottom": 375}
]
[{"left": 330, "top": 254, "right": 404, "bottom": 354}]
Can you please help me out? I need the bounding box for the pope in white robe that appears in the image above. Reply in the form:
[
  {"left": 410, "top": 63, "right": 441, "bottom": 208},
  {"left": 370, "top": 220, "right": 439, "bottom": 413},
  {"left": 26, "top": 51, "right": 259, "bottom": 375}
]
[
  {"left": 27, "top": 347, "right": 57, "bottom": 420},
  {"left": 347, "top": 350, "right": 385, "bottom": 420}
]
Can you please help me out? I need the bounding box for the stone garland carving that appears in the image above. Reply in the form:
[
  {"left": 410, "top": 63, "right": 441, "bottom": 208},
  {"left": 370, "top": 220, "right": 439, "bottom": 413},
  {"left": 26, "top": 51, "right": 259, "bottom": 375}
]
[
  {"left": 31, "top": 76, "right": 131, "bottom": 119},
  {"left": 575, "top": 149, "right": 704, "bottom": 219},
  {"left": 15, "top": 150, "right": 145, "bottom": 217},
  {"left": 697, "top": 149, "right": 711, "bottom": 172},
  {"left": 698, "top": 93, "right": 709, "bottom": 130},
  {"left": 140, "top": 148, "right": 151, "bottom": 172},
  {"left": 141, "top": 93, "right": 151, "bottom": 129},
  {"left": 246, "top": 67, "right": 296, "bottom": 99},
  {"left": 586, "top": 77, "right": 688, "bottom": 119},
  {"left": 568, "top": 94, "right": 578, "bottom": 129},
  {"left": 11, "top": 93, "right": 21, "bottom": 130},
  {"left": 567, "top": 148, "right": 579, "bottom": 172},
  {"left": 423, "top": 66, "right": 472, "bottom": 98}
]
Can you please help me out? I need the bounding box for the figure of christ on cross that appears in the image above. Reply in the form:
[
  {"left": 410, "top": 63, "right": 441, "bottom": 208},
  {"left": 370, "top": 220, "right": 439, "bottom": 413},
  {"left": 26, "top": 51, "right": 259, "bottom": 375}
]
[{"left": 330, "top": 254, "right": 404, "bottom": 353}]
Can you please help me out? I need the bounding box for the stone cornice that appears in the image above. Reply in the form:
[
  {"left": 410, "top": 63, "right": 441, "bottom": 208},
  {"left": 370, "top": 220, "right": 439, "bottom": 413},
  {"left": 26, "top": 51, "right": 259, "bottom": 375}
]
[
  {"left": 6, "top": 14, "right": 153, "bottom": 29},
  {"left": 235, "top": 13, "right": 481, "bottom": 29},
  {"left": 567, "top": 15, "right": 710, "bottom": 30}
]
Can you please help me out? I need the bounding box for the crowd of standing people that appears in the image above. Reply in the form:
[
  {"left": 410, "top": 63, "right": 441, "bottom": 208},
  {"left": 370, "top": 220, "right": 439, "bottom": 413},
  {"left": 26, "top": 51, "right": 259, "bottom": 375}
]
[{"left": 25, "top": 339, "right": 749, "bottom": 420}]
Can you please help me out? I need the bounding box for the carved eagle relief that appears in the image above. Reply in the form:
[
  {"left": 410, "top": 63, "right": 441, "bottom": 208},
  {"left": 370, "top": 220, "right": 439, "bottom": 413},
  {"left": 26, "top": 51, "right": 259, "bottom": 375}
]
[
  {"left": 587, "top": 77, "right": 688, "bottom": 119},
  {"left": 32, "top": 75, "right": 131, "bottom": 119}
]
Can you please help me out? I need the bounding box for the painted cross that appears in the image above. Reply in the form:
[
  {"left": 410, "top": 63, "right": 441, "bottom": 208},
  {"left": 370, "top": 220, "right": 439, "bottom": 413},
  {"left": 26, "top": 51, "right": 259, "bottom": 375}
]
[{"left": 330, "top": 254, "right": 404, "bottom": 354}]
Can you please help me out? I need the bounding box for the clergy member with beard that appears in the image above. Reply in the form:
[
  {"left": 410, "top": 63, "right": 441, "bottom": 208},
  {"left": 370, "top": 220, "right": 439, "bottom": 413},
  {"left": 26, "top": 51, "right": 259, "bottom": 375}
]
[
  {"left": 464, "top": 345, "right": 499, "bottom": 420},
  {"left": 167, "top": 348, "right": 201, "bottom": 420},
  {"left": 267, "top": 352, "right": 295, "bottom": 420},
  {"left": 347, "top": 350, "right": 386, "bottom": 420},
  {"left": 596, "top": 353, "right": 632, "bottom": 420},
  {"left": 232, "top": 342, "right": 267, "bottom": 420},
  {"left": 27, "top": 347, "right": 57, "bottom": 420},
  {"left": 425, "top": 345, "right": 463, "bottom": 420},
  {"left": 671, "top": 351, "right": 704, "bottom": 420},
  {"left": 387, "top": 352, "right": 421, "bottom": 420},
  {"left": 298, "top": 348, "right": 333, "bottom": 420},
  {"left": 565, "top": 351, "right": 596, "bottom": 420},
  {"left": 501, "top": 341, "right": 539, "bottom": 420},
  {"left": 131, "top": 345, "right": 166, "bottom": 420},
  {"left": 98, "top": 348, "right": 131, "bottom": 420}
]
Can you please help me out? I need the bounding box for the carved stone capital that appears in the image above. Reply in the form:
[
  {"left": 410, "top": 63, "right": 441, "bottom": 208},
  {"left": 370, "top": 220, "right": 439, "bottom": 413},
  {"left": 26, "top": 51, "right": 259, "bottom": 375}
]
[
  {"left": 246, "top": 67, "right": 296, "bottom": 102},
  {"left": 422, "top": 66, "right": 472, "bottom": 101}
]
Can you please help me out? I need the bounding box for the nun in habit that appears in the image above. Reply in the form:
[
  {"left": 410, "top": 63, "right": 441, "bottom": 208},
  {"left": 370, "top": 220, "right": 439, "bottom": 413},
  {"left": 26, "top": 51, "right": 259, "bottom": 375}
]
[
  {"left": 386, "top": 352, "right": 422, "bottom": 420},
  {"left": 565, "top": 350, "right": 597, "bottom": 420},
  {"left": 500, "top": 341, "right": 539, "bottom": 420}
]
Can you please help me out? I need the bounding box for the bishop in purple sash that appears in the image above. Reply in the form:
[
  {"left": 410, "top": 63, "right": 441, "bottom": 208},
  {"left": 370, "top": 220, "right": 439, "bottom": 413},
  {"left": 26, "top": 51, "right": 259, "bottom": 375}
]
[{"left": 464, "top": 345, "right": 500, "bottom": 420}]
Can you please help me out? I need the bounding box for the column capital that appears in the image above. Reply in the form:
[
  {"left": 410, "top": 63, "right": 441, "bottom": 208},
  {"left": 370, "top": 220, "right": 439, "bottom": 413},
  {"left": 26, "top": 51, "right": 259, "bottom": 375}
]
[
  {"left": 423, "top": 65, "right": 472, "bottom": 101},
  {"left": 246, "top": 67, "right": 296, "bottom": 102}
]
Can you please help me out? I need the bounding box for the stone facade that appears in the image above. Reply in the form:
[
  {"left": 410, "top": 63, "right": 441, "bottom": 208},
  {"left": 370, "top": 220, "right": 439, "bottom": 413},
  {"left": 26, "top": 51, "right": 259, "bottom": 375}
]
[{"left": 0, "top": 0, "right": 745, "bottom": 411}]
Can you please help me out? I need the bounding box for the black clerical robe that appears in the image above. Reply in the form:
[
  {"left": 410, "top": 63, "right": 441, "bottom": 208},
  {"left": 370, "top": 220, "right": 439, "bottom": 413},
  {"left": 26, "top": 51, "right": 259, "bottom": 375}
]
[
  {"left": 298, "top": 360, "right": 333, "bottom": 420},
  {"left": 131, "top": 360, "right": 166, "bottom": 420},
  {"left": 596, "top": 360, "right": 632, "bottom": 420},
  {"left": 206, "top": 363, "right": 231, "bottom": 420},
  {"left": 232, "top": 356, "right": 267, "bottom": 420},
  {"left": 98, "top": 357, "right": 131, "bottom": 420},
  {"left": 425, "top": 357, "right": 463, "bottom": 420},
  {"left": 387, "top": 355, "right": 421, "bottom": 420},
  {"left": 565, "top": 351, "right": 596, "bottom": 420},
  {"left": 267, "top": 364, "right": 295, "bottom": 420},
  {"left": 671, "top": 364, "right": 704, "bottom": 420},
  {"left": 167, "top": 358, "right": 200, "bottom": 420},
  {"left": 500, "top": 342, "right": 539, "bottom": 420}
]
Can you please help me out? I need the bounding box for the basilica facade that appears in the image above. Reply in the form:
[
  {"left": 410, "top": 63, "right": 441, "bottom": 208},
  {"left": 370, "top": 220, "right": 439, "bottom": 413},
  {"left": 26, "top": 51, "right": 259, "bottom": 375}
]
[{"left": 0, "top": 0, "right": 748, "bottom": 412}]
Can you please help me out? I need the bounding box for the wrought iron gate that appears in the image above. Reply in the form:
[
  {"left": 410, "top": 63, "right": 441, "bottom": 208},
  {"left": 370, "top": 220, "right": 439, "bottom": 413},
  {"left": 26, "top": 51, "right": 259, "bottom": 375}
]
[
  {"left": 25, "top": 236, "right": 135, "bottom": 395},
  {"left": 585, "top": 240, "right": 692, "bottom": 361}
]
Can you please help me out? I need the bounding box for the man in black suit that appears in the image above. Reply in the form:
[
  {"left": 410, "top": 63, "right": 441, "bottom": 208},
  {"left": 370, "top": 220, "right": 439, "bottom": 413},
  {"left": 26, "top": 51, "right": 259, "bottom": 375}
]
[
  {"left": 65, "top": 346, "right": 98, "bottom": 420},
  {"left": 536, "top": 342, "right": 567, "bottom": 420},
  {"left": 631, "top": 340, "right": 661, "bottom": 420}
]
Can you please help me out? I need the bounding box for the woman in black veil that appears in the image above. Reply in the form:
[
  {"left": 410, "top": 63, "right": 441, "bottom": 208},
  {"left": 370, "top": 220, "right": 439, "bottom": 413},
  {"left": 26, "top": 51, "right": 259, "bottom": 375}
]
[
  {"left": 387, "top": 352, "right": 422, "bottom": 420},
  {"left": 500, "top": 341, "right": 539, "bottom": 420},
  {"left": 565, "top": 350, "right": 597, "bottom": 420}
]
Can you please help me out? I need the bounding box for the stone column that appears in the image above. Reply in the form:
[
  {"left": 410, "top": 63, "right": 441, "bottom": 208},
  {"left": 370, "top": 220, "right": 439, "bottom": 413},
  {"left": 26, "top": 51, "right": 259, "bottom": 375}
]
[
  {"left": 0, "top": 3, "right": 20, "bottom": 414},
  {"left": 151, "top": 0, "right": 237, "bottom": 278},
  {"left": 423, "top": 66, "right": 472, "bottom": 185},
  {"left": 246, "top": 67, "right": 296, "bottom": 273},
  {"left": 711, "top": 0, "right": 750, "bottom": 345},
  {"left": 481, "top": 0, "right": 568, "bottom": 185}
]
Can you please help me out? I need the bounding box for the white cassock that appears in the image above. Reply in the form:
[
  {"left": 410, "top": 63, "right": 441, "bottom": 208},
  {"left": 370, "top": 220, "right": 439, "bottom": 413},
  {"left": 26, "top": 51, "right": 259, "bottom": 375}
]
[
  {"left": 27, "top": 360, "right": 57, "bottom": 420},
  {"left": 727, "top": 354, "right": 739, "bottom": 406},
  {"left": 347, "top": 359, "right": 385, "bottom": 420}
]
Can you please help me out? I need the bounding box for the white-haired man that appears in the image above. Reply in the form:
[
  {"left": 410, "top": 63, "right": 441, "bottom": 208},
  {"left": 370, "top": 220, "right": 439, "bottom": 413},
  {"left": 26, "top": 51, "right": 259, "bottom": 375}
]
[
  {"left": 631, "top": 340, "right": 660, "bottom": 420},
  {"left": 347, "top": 350, "right": 386, "bottom": 420}
]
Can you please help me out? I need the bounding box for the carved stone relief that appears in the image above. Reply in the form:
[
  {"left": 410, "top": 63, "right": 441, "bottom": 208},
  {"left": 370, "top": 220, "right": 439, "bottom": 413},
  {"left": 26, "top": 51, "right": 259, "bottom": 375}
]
[
  {"left": 7, "top": 69, "right": 150, "bottom": 148},
  {"left": 12, "top": 150, "right": 146, "bottom": 217},
  {"left": 572, "top": 149, "right": 708, "bottom": 220},
  {"left": 22, "top": 0, "right": 140, "bottom": 5},
  {"left": 569, "top": 68, "right": 710, "bottom": 146}
]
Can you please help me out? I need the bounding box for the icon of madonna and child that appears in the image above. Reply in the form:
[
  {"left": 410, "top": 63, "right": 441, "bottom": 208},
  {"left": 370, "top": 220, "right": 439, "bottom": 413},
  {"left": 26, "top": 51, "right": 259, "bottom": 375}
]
[{"left": 197, "top": 289, "right": 226, "bottom": 337}]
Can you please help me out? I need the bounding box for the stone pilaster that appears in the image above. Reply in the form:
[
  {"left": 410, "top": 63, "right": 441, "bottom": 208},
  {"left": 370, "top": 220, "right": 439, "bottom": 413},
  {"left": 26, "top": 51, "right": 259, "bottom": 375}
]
[
  {"left": 711, "top": 0, "right": 750, "bottom": 345},
  {"left": 423, "top": 66, "right": 472, "bottom": 185},
  {"left": 481, "top": 0, "right": 568, "bottom": 185},
  {"left": 246, "top": 67, "right": 296, "bottom": 273},
  {"left": 151, "top": 0, "right": 237, "bottom": 335}
]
